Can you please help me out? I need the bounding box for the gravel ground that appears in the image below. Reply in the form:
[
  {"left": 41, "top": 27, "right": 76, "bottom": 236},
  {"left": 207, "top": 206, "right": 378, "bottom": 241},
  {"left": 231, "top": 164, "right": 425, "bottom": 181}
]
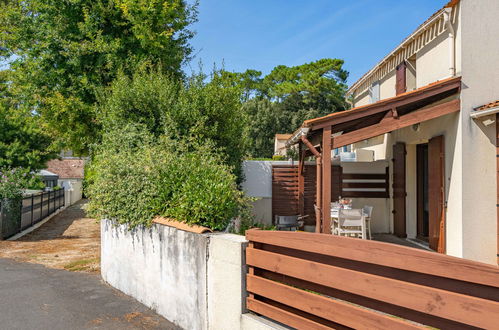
[{"left": 0, "top": 199, "right": 100, "bottom": 272}]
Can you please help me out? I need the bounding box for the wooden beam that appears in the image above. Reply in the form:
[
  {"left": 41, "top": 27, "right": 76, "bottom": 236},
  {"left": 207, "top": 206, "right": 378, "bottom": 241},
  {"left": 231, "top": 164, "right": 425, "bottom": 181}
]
[
  {"left": 496, "top": 113, "right": 499, "bottom": 265},
  {"left": 322, "top": 127, "right": 332, "bottom": 234},
  {"left": 332, "top": 99, "right": 460, "bottom": 149},
  {"left": 247, "top": 275, "right": 422, "bottom": 329},
  {"left": 300, "top": 135, "right": 321, "bottom": 157},
  {"left": 246, "top": 248, "right": 499, "bottom": 329},
  {"left": 310, "top": 77, "right": 461, "bottom": 130}
]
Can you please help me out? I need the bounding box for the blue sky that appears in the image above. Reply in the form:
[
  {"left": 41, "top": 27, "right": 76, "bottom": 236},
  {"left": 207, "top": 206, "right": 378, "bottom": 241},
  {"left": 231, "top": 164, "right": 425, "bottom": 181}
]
[{"left": 188, "top": 0, "right": 447, "bottom": 86}]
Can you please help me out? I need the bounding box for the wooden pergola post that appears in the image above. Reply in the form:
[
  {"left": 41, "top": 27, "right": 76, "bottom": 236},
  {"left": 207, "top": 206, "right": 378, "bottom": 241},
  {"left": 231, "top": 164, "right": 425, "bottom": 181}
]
[
  {"left": 316, "top": 155, "right": 322, "bottom": 233},
  {"left": 322, "top": 126, "right": 332, "bottom": 234},
  {"left": 298, "top": 142, "right": 305, "bottom": 217}
]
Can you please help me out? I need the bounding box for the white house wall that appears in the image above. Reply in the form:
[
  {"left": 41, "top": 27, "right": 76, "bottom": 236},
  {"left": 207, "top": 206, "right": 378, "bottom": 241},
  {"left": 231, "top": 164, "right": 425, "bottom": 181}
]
[
  {"left": 459, "top": 0, "right": 499, "bottom": 264},
  {"left": 389, "top": 112, "right": 460, "bottom": 246},
  {"left": 415, "top": 31, "right": 452, "bottom": 87}
]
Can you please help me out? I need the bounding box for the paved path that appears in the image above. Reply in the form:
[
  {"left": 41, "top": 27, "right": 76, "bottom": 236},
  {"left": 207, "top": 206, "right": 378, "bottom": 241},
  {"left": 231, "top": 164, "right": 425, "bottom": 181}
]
[
  {"left": 0, "top": 200, "right": 100, "bottom": 272},
  {"left": 0, "top": 258, "right": 179, "bottom": 330}
]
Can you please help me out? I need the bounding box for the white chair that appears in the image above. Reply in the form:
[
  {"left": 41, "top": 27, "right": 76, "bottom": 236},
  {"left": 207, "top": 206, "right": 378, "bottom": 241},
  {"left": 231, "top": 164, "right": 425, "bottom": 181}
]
[
  {"left": 330, "top": 205, "right": 340, "bottom": 234},
  {"left": 362, "top": 205, "right": 374, "bottom": 240},
  {"left": 336, "top": 209, "right": 366, "bottom": 239}
]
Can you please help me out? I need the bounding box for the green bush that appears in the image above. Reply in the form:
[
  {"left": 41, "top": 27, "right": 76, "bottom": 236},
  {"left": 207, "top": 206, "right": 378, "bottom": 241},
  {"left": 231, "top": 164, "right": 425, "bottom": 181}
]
[
  {"left": 86, "top": 125, "right": 247, "bottom": 230},
  {"left": 98, "top": 68, "right": 248, "bottom": 180},
  {"left": 0, "top": 167, "right": 43, "bottom": 199}
]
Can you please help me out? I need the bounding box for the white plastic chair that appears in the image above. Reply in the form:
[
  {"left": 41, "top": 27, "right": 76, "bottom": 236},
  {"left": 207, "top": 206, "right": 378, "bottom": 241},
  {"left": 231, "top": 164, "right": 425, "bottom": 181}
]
[
  {"left": 336, "top": 209, "right": 366, "bottom": 239},
  {"left": 362, "top": 205, "right": 374, "bottom": 240},
  {"left": 330, "top": 204, "right": 340, "bottom": 234}
]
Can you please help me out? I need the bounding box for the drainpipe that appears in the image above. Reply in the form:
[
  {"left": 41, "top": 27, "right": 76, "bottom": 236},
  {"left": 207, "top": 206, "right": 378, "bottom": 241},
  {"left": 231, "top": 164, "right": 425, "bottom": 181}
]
[{"left": 444, "top": 7, "right": 456, "bottom": 77}]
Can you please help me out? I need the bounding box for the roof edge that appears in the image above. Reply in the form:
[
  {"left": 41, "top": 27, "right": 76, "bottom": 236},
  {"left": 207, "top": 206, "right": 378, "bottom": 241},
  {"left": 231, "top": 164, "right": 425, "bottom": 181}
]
[{"left": 346, "top": 0, "right": 459, "bottom": 96}]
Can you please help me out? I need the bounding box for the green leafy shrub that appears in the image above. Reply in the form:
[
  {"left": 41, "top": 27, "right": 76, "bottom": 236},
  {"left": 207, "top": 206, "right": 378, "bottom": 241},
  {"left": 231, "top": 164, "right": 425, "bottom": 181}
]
[
  {"left": 98, "top": 68, "right": 248, "bottom": 180},
  {"left": 0, "top": 167, "right": 43, "bottom": 199},
  {"left": 87, "top": 125, "right": 247, "bottom": 230},
  {"left": 272, "top": 155, "right": 286, "bottom": 161}
]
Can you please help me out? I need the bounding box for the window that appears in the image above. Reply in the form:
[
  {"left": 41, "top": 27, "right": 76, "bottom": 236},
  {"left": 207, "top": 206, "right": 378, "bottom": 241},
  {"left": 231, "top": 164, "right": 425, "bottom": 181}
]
[{"left": 369, "top": 81, "right": 380, "bottom": 103}]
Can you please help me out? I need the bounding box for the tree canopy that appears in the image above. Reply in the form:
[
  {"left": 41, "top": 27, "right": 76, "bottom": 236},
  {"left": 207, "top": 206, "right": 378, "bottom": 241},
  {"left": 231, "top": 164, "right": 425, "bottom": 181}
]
[
  {"left": 226, "top": 58, "right": 349, "bottom": 158},
  {"left": 0, "top": 0, "right": 197, "bottom": 154}
]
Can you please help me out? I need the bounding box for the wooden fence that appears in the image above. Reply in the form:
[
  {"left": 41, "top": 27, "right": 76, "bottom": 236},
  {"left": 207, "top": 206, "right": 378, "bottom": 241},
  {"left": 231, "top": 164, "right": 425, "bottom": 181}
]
[
  {"left": 246, "top": 230, "right": 499, "bottom": 329},
  {"left": 272, "top": 165, "right": 389, "bottom": 225}
]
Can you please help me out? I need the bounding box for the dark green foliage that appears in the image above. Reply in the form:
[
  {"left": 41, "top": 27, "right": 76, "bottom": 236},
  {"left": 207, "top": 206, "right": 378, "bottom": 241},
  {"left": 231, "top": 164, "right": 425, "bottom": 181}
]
[
  {"left": 0, "top": 0, "right": 197, "bottom": 154},
  {"left": 99, "top": 68, "right": 247, "bottom": 177},
  {"left": 225, "top": 58, "right": 349, "bottom": 158},
  {"left": 0, "top": 105, "right": 57, "bottom": 170}
]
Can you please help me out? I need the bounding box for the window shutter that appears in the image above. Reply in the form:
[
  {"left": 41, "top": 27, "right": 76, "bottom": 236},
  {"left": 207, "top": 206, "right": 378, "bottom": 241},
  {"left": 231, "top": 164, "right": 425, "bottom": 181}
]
[
  {"left": 396, "top": 62, "right": 407, "bottom": 95},
  {"left": 369, "top": 81, "right": 380, "bottom": 103}
]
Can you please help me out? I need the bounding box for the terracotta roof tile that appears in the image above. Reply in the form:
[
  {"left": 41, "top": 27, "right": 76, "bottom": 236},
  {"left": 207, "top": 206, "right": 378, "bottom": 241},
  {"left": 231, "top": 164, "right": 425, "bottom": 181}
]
[
  {"left": 275, "top": 134, "right": 293, "bottom": 140},
  {"left": 475, "top": 100, "right": 499, "bottom": 111},
  {"left": 46, "top": 159, "right": 85, "bottom": 179}
]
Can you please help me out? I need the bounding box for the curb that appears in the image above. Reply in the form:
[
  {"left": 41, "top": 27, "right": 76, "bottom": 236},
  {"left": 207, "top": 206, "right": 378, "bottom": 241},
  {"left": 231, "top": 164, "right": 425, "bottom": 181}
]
[{"left": 7, "top": 206, "right": 68, "bottom": 241}]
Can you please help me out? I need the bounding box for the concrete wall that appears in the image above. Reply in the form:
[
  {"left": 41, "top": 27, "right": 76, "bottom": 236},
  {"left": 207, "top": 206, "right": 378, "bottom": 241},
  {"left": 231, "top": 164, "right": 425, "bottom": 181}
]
[
  {"left": 241, "top": 160, "right": 295, "bottom": 224},
  {"left": 101, "top": 219, "right": 282, "bottom": 330},
  {"left": 101, "top": 220, "right": 209, "bottom": 330},
  {"left": 59, "top": 179, "right": 82, "bottom": 205}
]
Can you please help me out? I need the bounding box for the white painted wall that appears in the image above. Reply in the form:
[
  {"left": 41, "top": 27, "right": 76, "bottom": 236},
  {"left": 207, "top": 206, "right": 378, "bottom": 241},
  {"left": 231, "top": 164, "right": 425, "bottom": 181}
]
[
  {"left": 58, "top": 179, "right": 82, "bottom": 205},
  {"left": 242, "top": 161, "right": 295, "bottom": 198},
  {"left": 459, "top": 0, "right": 499, "bottom": 264},
  {"left": 241, "top": 160, "right": 296, "bottom": 224},
  {"left": 101, "top": 220, "right": 283, "bottom": 330},
  {"left": 341, "top": 161, "right": 391, "bottom": 233},
  {"left": 352, "top": 135, "right": 389, "bottom": 161},
  {"left": 416, "top": 32, "right": 451, "bottom": 87}
]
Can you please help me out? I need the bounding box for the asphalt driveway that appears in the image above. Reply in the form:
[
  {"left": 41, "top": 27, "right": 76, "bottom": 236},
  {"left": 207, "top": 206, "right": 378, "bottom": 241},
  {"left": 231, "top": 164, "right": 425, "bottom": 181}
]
[{"left": 0, "top": 258, "right": 179, "bottom": 330}]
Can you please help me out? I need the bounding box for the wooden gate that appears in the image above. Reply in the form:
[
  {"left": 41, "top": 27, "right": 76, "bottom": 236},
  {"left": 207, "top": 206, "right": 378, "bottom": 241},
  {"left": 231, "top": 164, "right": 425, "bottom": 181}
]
[{"left": 246, "top": 230, "right": 499, "bottom": 329}]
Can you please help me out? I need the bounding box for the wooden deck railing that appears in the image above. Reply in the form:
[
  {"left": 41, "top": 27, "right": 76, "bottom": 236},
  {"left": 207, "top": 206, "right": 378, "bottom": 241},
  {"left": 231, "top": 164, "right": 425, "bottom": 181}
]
[{"left": 245, "top": 229, "right": 499, "bottom": 329}]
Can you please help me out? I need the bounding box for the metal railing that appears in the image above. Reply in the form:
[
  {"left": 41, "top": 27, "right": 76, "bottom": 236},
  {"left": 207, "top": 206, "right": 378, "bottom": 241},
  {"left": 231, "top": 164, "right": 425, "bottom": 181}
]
[{"left": 1, "top": 189, "right": 65, "bottom": 239}]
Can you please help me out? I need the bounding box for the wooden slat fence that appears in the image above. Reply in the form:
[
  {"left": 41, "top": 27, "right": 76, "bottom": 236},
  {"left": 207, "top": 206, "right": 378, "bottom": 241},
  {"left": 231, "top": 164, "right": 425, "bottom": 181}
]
[
  {"left": 272, "top": 165, "right": 389, "bottom": 225},
  {"left": 272, "top": 166, "right": 299, "bottom": 220},
  {"left": 246, "top": 230, "right": 499, "bottom": 329}
]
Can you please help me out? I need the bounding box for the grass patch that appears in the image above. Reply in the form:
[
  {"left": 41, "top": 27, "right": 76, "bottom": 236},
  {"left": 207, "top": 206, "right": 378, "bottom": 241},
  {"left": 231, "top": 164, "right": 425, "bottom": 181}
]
[{"left": 63, "top": 258, "right": 99, "bottom": 272}]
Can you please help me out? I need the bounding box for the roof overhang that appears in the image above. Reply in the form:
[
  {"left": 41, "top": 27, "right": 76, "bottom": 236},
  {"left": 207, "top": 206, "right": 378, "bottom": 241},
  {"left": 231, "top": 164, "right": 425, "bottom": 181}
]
[
  {"left": 346, "top": 0, "right": 460, "bottom": 97},
  {"left": 470, "top": 106, "right": 499, "bottom": 119},
  {"left": 287, "top": 76, "right": 462, "bottom": 149}
]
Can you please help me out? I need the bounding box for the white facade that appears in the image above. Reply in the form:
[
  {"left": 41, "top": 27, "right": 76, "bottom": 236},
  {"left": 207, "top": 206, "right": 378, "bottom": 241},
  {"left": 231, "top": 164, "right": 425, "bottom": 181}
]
[{"left": 347, "top": 0, "right": 499, "bottom": 264}]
